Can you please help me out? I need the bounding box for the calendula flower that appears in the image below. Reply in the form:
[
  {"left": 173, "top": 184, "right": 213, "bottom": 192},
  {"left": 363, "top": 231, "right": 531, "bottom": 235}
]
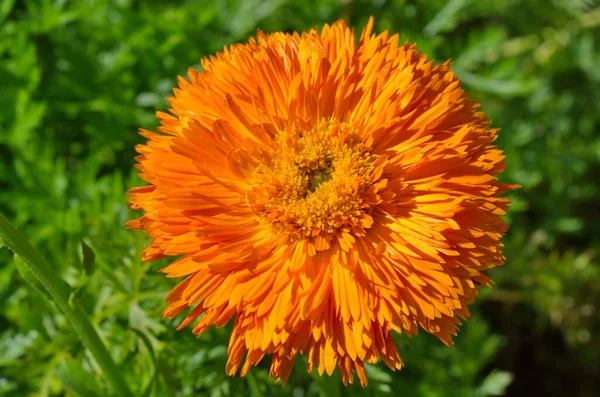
[{"left": 127, "top": 17, "right": 516, "bottom": 386}]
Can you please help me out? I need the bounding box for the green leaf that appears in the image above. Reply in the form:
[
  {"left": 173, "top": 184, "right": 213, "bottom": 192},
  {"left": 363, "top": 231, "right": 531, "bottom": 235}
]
[
  {"left": 423, "top": 0, "right": 470, "bottom": 37},
  {"left": 454, "top": 68, "right": 540, "bottom": 97},
  {"left": 0, "top": 0, "right": 15, "bottom": 24},
  {"left": 130, "top": 327, "right": 158, "bottom": 397},
  {"left": 68, "top": 274, "right": 88, "bottom": 307},
  {"left": 56, "top": 358, "right": 106, "bottom": 397},
  {"left": 81, "top": 240, "right": 96, "bottom": 276},
  {"left": 364, "top": 363, "right": 393, "bottom": 384},
  {"left": 474, "top": 371, "right": 514, "bottom": 397},
  {"left": 555, "top": 217, "right": 583, "bottom": 234},
  {"left": 130, "top": 327, "right": 157, "bottom": 365},
  {"left": 68, "top": 241, "right": 96, "bottom": 307}
]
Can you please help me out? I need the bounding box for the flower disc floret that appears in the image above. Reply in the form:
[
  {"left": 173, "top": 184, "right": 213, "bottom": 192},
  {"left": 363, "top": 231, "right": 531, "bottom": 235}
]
[{"left": 250, "top": 119, "right": 378, "bottom": 244}]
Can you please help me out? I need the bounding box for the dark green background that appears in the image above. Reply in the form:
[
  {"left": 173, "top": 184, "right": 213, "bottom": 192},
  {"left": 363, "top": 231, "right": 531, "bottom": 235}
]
[{"left": 1, "top": 0, "right": 599, "bottom": 396}]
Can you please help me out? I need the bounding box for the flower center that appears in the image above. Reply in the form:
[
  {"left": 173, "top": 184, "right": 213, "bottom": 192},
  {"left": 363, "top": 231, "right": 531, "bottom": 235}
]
[{"left": 248, "top": 119, "right": 377, "bottom": 244}]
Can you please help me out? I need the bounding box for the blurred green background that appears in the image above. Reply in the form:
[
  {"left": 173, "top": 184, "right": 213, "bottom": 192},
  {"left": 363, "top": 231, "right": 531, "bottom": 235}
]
[{"left": 1, "top": 0, "right": 599, "bottom": 396}]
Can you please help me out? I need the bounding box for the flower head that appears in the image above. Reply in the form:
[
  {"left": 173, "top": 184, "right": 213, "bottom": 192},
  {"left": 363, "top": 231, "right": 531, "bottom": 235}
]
[{"left": 128, "top": 17, "right": 516, "bottom": 386}]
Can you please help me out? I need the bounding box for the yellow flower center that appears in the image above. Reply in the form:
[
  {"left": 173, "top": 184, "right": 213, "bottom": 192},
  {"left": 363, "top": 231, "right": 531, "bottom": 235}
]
[{"left": 249, "top": 119, "right": 377, "bottom": 243}]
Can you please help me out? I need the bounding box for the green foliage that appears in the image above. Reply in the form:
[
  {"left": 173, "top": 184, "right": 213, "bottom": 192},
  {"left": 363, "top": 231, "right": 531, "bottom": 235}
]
[
  {"left": 68, "top": 241, "right": 97, "bottom": 307},
  {"left": 1, "top": 0, "right": 599, "bottom": 396},
  {"left": 56, "top": 358, "right": 105, "bottom": 397}
]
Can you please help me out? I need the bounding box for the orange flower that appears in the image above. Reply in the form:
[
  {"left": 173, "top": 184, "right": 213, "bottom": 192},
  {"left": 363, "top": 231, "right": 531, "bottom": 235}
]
[{"left": 127, "top": 17, "right": 516, "bottom": 386}]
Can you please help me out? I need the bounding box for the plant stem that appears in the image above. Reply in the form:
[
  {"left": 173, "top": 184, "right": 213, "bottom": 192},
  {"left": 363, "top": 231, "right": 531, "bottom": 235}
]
[{"left": 0, "top": 213, "right": 132, "bottom": 397}]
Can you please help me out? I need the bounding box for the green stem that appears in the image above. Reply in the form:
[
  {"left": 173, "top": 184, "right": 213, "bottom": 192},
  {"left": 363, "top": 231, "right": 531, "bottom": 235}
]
[{"left": 0, "top": 213, "right": 132, "bottom": 397}]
